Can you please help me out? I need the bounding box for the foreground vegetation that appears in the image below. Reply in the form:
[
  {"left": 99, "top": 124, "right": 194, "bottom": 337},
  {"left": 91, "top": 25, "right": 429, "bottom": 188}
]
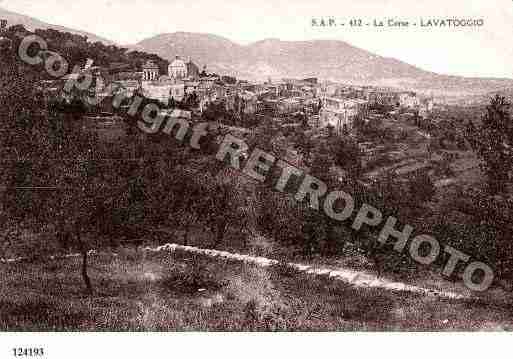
[{"left": 1, "top": 249, "right": 513, "bottom": 331}]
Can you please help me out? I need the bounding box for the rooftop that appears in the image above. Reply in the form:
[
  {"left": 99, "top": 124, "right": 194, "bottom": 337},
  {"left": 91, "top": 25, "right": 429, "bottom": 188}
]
[{"left": 143, "top": 60, "right": 159, "bottom": 69}]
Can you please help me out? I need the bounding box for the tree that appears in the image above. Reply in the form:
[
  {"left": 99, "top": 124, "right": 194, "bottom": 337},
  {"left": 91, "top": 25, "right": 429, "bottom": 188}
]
[
  {"left": 0, "top": 44, "right": 113, "bottom": 294},
  {"left": 291, "top": 129, "right": 314, "bottom": 164},
  {"left": 309, "top": 141, "right": 335, "bottom": 184},
  {"left": 203, "top": 169, "right": 251, "bottom": 249},
  {"left": 166, "top": 168, "right": 207, "bottom": 246},
  {"left": 328, "top": 136, "right": 362, "bottom": 178},
  {"left": 247, "top": 125, "right": 287, "bottom": 159},
  {"left": 202, "top": 101, "right": 232, "bottom": 124},
  {"left": 467, "top": 95, "right": 513, "bottom": 194},
  {"left": 408, "top": 170, "right": 436, "bottom": 204}
]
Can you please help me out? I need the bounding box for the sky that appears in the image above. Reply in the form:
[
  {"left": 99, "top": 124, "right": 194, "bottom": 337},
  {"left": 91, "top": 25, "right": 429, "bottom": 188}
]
[{"left": 1, "top": 0, "right": 513, "bottom": 78}]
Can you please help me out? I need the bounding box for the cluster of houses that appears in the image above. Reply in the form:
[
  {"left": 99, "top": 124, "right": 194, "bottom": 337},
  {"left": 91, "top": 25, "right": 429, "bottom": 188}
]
[
  {"left": 255, "top": 78, "right": 322, "bottom": 120},
  {"left": 37, "top": 50, "right": 442, "bottom": 140},
  {"left": 319, "top": 84, "right": 436, "bottom": 135},
  {"left": 115, "top": 56, "right": 229, "bottom": 112},
  {"left": 39, "top": 55, "right": 260, "bottom": 117},
  {"left": 129, "top": 62, "right": 327, "bottom": 122}
]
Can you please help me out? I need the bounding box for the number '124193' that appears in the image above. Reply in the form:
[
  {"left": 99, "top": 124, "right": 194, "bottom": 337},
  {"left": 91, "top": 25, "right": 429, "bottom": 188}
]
[{"left": 12, "top": 348, "right": 44, "bottom": 357}]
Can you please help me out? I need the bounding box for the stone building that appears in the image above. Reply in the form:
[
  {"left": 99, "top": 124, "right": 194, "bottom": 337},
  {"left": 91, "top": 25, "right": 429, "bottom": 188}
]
[
  {"left": 168, "top": 55, "right": 201, "bottom": 80},
  {"left": 142, "top": 60, "right": 159, "bottom": 81},
  {"left": 168, "top": 56, "right": 187, "bottom": 79},
  {"left": 321, "top": 98, "right": 369, "bottom": 135}
]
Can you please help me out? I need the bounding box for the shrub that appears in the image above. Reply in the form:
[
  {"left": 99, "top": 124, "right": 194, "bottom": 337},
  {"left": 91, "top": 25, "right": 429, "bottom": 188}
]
[{"left": 159, "top": 260, "right": 223, "bottom": 295}]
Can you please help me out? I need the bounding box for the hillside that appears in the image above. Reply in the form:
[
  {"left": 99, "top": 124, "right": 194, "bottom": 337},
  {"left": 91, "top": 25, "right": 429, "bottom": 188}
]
[
  {"left": 135, "top": 32, "right": 513, "bottom": 96},
  {"left": 0, "top": 24, "right": 169, "bottom": 82},
  {"left": 0, "top": 7, "right": 113, "bottom": 44}
]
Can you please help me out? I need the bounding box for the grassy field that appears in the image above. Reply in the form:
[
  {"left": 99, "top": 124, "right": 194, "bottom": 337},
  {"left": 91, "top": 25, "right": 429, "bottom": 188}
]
[{"left": 1, "top": 248, "right": 512, "bottom": 331}]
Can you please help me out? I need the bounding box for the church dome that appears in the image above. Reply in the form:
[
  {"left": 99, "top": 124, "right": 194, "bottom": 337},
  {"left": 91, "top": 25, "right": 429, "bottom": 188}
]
[
  {"left": 169, "top": 55, "right": 188, "bottom": 79},
  {"left": 170, "top": 56, "right": 186, "bottom": 69}
]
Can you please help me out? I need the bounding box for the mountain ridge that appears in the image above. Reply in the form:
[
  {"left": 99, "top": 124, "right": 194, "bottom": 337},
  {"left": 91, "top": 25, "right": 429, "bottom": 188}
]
[{"left": 134, "top": 32, "right": 513, "bottom": 96}]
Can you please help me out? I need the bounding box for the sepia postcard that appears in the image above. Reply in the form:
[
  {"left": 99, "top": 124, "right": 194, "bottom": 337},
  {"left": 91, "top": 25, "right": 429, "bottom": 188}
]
[{"left": 0, "top": 0, "right": 512, "bottom": 357}]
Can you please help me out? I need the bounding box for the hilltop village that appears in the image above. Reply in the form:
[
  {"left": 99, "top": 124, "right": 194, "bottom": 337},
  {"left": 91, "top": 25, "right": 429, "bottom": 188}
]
[
  {"left": 43, "top": 54, "right": 439, "bottom": 134},
  {"left": 35, "top": 47, "right": 464, "bottom": 186}
]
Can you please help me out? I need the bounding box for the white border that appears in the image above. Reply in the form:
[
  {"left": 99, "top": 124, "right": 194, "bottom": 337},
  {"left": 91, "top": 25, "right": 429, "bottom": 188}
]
[{"left": 0, "top": 333, "right": 509, "bottom": 359}]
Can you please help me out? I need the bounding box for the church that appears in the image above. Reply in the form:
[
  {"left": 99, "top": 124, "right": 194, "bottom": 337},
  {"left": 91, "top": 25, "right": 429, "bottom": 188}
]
[
  {"left": 140, "top": 56, "right": 202, "bottom": 105},
  {"left": 168, "top": 56, "right": 200, "bottom": 80}
]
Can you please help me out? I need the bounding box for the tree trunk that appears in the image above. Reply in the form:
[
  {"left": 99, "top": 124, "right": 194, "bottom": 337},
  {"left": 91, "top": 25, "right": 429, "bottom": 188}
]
[
  {"left": 215, "top": 222, "right": 227, "bottom": 248},
  {"left": 184, "top": 223, "right": 190, "bottom": 246},
  {"left": 76, "top": 228, "right": 93, "bottom": 295},
  {"left": 81, "top": 250, "right": 93, "bottom": 295},
  {"left": 241, "top": 225, "right": 248, "bottom": 250}
]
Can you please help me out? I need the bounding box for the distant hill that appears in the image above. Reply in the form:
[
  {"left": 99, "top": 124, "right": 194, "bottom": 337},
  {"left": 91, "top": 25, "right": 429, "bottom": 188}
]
[
  {"left": 0, "top": 7, "right": 114, "bottom": 44},
  {"left": 135, "top": 32, "right": 513, "bottom": 97}
]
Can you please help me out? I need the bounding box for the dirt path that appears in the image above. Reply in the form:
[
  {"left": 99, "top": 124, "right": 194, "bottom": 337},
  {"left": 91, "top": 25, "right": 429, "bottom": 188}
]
[{"left": 143, "top": 243, "right": 470, "bottom": 300}]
